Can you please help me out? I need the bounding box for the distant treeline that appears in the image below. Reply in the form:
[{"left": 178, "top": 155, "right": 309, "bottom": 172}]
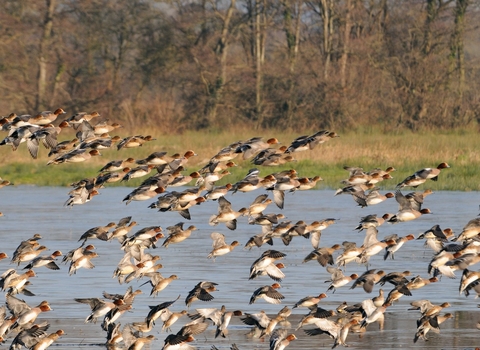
[{"left": 0, "top": 0, "right": 478, "bottom": 131}]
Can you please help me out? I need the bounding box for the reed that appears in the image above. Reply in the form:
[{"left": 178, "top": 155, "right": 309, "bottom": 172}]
[{"left": 1, "top": 128, "right": 479, "bottom": 190}]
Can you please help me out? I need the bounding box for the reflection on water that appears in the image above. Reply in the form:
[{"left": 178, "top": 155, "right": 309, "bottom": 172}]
[{"left": 0, "top": 186, "right": 479, "bottom": 349}]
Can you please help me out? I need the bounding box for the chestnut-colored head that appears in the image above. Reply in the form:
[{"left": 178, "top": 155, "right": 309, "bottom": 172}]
[
  {"left": 437, "top": 162, "right": 450, "bottom": 169},
  {"left": 89, "top": 149, "right": 101, "bottom": 156},
  {"left": 58, "top": 121, "right": 70, "bottom": 128},
  {"left": 267, "top": 138, "right": 279, "bottom": 145},
  {"left": 286, "top": 334, "right": 297, "bottom": 341},
  {"left": 184, "top": 150, "right": 197, "bottom": 158}
]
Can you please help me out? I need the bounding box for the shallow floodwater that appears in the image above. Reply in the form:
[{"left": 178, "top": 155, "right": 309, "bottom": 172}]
[{"left": 0, "top": 186, "right": 479, "bottom": 349}]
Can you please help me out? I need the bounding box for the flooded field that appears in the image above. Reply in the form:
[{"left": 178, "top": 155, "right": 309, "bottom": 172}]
[{"left": 0, "top": 186, "right": 479, "bottom": 349}]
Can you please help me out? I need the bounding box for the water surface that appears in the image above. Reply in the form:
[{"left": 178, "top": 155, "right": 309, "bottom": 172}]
[{"left": 0, "top": 186, "right": 479, "bottom": 349}]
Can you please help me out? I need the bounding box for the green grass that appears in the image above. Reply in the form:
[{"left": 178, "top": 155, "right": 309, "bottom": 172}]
[{"left": 1, "top": 128, "right": 479, "bottom": 190}]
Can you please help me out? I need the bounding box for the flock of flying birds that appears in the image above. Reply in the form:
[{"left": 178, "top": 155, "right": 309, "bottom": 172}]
[{"left": 0, "top": 107, "right": 480, "bottom": 350}]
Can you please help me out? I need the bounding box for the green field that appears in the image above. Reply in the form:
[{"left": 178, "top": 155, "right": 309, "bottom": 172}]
[{"left": 0, "top": 128, "right": 478, "bottom": 190}]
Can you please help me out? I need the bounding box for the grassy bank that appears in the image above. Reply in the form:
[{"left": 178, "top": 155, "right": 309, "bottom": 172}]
[{"left": 0, "top": 128, "right": 479, "bottom": 190}]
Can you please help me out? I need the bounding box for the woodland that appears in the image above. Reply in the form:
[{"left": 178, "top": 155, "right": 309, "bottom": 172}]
[{"left": 0, "top": 0, "right": 478, "bottom": 132}]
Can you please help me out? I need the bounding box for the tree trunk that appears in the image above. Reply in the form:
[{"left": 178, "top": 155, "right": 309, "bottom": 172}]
[
  {"left": 202, "top": 0, "right": 236, "bottom": 127},
  {"left": 449, "top": 0, "right": 468, "bottom": 93},
  {"left": 318, "top": 0, "right": 334, "bottom": 79},
  {"left": 320, "top": 0, "right": 333, "bottom": 79},
  {"left": 35, "top": 0, "right": 56, "bottom": 111},
  {"left": 282, "top": 0, "right": 302, "bottom": 124},
  {"left": 340, "top": 0, "right": 352, "bottom": 89},
  {"left": 255, "top": 0, "right": 262, "bottom": 123}
]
